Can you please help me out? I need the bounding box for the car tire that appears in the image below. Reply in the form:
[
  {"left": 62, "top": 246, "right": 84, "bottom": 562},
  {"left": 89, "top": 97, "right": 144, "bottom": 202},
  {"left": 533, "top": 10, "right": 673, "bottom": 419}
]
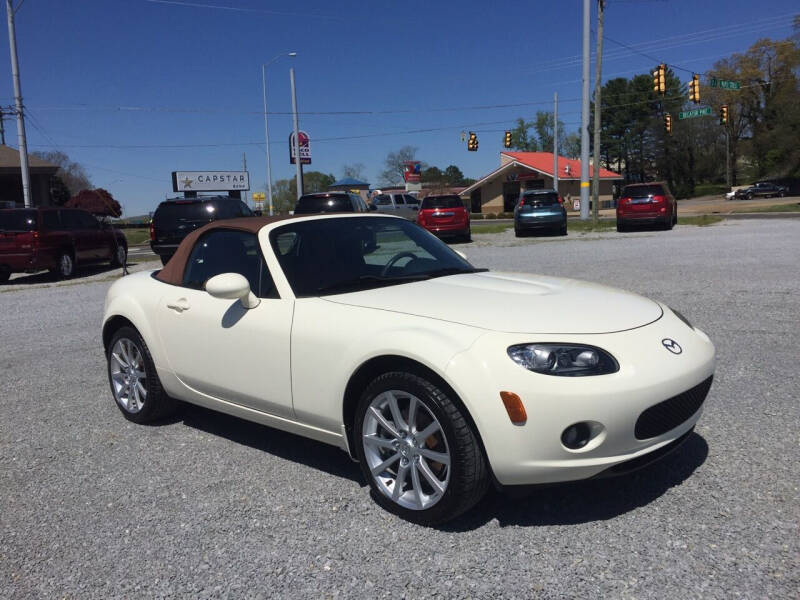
[
  {"left": 462, "top": 228, "right": 471, "bottom": 243},
  {"left": 110, "top": 243, "right": 127, "bottom": 267},
  {"left": 779, "top": 191, "right": 785, "bottom": 198},
  {"left": 514, "top": 226, "right": 523, "bottom": 238},
  {"left": 616, "top": 222, "right": 626, "bottom": 233},
  {"left": 0, "top": 269, "right": 10, "bottom": 283},
  {"left": 746, "top": 193, "right": 753, "bottom": 200},
  {"left": 354, "top": 371, "right": 489, "bottom": 525},
  {"left": 560, "top": 224, "right": 567, "bottom": 236},
  {"left": 52, "top": 251, "right": 75, "bottom": 279},
  {"left": 106, "top": 326, "right": 177, "bottom": 424}
]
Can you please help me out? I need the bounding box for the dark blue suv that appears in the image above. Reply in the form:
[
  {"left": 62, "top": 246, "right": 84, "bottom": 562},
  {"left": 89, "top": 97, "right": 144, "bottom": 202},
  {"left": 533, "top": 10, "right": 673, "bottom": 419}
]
[{"left": 514, "top": 190, "right": 567, "bottom": 236}]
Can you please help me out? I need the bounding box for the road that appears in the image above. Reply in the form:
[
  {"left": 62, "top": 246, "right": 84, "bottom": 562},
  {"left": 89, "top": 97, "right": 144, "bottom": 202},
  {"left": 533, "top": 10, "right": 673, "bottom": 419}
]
[{"left": 1, "top": 219, "right": 798, "bottom": 598}]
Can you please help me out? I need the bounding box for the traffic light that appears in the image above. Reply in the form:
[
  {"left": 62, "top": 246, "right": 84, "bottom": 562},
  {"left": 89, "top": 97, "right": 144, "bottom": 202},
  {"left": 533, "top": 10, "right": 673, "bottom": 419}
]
[
  {"left": 689, "top": 74, "right": 700, "bottom": 103},
  {"left": 720, "top": 104, "right": 729, "bottom": 125},
  {"left": 467, "top": 131, "right": 478, "bottom": 151},
  {"left": 653, "top": 64, "right": 666, "bottom": 95},
  {"left": 664, "top": 113, "right": 672, "bottom": 134},
  {"left": 503, "top": 130, "right": 512, "bottom": 148}
]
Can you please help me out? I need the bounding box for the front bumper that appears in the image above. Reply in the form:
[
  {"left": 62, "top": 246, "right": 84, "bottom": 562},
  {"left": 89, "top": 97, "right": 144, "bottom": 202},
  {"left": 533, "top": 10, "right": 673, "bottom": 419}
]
[{"left": 444, "top": 308, "right": 715, "bottom": 486}]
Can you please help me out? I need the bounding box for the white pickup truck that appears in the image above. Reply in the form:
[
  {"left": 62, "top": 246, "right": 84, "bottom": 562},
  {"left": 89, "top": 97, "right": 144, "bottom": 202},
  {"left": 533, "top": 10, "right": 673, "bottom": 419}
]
[{"left": 371, "top": 193, "right": 420, "bottom": 221}]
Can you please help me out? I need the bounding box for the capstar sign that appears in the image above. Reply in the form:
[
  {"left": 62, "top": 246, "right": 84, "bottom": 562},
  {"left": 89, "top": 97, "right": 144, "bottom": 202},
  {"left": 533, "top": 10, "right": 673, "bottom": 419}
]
[{"left": 172, "top": 171, "right": 250, "bottom": 192}]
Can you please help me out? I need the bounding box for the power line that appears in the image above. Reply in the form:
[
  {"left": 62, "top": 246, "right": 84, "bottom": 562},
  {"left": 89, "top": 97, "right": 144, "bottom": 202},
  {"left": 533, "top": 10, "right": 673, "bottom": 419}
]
[{"left": 140, "top": 0, "right": 342, "bottom": 20}]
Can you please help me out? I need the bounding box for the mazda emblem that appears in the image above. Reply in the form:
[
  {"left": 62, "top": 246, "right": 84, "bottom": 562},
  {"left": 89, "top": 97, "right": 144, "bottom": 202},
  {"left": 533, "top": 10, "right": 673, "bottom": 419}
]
[{"left": 662, "top": 338, "right": 682, "bottom": 354}]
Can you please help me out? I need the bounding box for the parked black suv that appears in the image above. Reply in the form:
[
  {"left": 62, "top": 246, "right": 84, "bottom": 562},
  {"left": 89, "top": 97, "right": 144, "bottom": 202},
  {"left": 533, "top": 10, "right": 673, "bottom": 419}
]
[
  {"left": 293, "top": 192, "right": 372, "bottom": 214},
  {"left": 150, "top": 196, "right": 254, "bottom": 265}
]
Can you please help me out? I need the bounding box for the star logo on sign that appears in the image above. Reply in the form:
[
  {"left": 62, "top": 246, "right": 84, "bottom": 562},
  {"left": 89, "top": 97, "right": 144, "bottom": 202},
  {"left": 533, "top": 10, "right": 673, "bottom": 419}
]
[{"left": 181, "top": 177, "right": 193, "bottom": 188}]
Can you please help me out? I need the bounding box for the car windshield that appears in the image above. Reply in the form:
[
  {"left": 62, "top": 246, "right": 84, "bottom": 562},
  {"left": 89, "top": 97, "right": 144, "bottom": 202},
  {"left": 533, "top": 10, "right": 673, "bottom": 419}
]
[
  {"left": 294, "top": 195, "right": 352, "bottom": 214},
  {"left": 421, "top": 196, "right": 462, "bottom": 209},
  {"left": 623, "top": 185, "right": 664, "bottom": 198},
  {"left": 0, "top": 209, "right": 37, "bottom": 231},
  {"left": 521, "top": 192, "right": 559, "bottom": 206},
  {"left": 270, "top": 216, "right": 484, "bottom": 297}
]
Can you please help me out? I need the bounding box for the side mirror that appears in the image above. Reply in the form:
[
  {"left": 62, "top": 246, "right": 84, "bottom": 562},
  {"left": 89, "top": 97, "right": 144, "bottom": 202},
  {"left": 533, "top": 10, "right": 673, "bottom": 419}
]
[
  {"left": 369, "top": 204, "right": 378, "bottom": 211},
  {"left": 205, "top": 273, "right": 260, "bottom": 309}
]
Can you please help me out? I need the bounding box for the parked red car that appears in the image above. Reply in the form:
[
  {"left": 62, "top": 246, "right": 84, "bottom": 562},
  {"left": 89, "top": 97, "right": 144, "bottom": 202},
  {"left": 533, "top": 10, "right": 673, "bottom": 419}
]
[
  {"left": 416, "top": 194, "right": 471, "bottom": 242},
  {"left": 616, "top": 182, "right": 677, "bottom": 232},
  {"left": 0, "top": 207, "right": 127, "bottom": 282}
]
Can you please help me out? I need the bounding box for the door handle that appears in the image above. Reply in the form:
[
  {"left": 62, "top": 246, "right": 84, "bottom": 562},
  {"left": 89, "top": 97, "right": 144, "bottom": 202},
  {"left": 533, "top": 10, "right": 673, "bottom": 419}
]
[{"left": 166, "top": 299, "right": 190, "bottom": 313}]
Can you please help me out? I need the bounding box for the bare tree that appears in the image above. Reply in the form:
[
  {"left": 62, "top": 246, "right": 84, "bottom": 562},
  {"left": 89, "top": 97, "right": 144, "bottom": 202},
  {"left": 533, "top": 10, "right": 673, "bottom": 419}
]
[
  {"left": 342, "top": 163, "right": 366, "bottom": 181},
  {"left": 379, "top": 146, "right": 418, "bottom": 185},
  {"left": 32, "top": 150, "right": 92, "bottom": 195}
]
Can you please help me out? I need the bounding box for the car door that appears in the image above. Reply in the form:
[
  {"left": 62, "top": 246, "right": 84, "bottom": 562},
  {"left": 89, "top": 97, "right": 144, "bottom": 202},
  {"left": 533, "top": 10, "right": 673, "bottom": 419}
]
[
  {"left": 404, "top": 195, "right": 420, "bottom": 220},
  {"left": 155, "top": 228, "right": 294, "bottom": 418},
  {"left": 78, "top": 210, "right": 108, "bottom": 259},
  {"left": 373, "top": 194, "right": 394, "bottom": 215},
  {"left": 59, "top": 210, "right": 95, "bottom": 261},
  {"left": 392, "top": 194, "right": 410, "bottom": 219}
]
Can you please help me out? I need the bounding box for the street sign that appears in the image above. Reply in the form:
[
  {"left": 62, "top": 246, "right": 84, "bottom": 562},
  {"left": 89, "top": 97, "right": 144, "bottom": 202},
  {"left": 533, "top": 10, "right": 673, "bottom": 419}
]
[
  {"left": 709, "top": 78, "right": 741, "bottom": 90},
  {"left": 252, "top": 192, "right": 265, "bottom": 201},
  {"left": 289, "top": 131, "right": 311, "bottom": 165},
  {"left": 172, "top": 171, "right": 250, "bottom": 192},
  {"left": 679, "top": 107, "right": 713, "bottom": 120}
]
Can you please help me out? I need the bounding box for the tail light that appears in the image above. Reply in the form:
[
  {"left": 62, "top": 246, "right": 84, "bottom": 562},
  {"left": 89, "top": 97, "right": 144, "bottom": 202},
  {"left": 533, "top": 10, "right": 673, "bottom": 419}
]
[
  {"left": 149, "top": 220, "right": 155, "bottom": 241},
  {"left": 32, "top": 230, "right": 40, "bottom": 247},
  {"left": 519, "top": 199, "right": 525, "bottom": 207},
  {"left": 558, "top": 196, "right": 563, "bottom": 204},
  {"left": 652, "top": 195, "right": 666, "bottom": 204},
  {"left": 417, "top": 212, "right": 426, "bottom": 226},
  {"left": 619, "top": 197, "right": 631, "bottom": 205}
]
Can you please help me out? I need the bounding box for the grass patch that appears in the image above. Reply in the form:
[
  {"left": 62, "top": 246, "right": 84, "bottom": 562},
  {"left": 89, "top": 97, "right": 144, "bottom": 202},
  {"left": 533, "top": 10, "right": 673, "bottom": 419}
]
[
  {"left": 124, "top": 228, "right": 150, "bottom": 245},
  {"left": 693, "top": 183, "right": 729, "bottom": 197},
  {"left": 733, "top": 202, "right": 800, "bottom": 213},
  {"left": 678, "top": 215, "right": 723, "bottom": 227},
  {"left": 472, "top": 223, "right": 513, "bottom": 234}
]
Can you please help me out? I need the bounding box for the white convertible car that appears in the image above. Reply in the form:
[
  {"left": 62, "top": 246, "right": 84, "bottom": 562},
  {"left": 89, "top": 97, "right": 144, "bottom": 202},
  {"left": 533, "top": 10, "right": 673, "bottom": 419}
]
[{"left": 102, "top": 214, "right": 715, "bottom": 524}]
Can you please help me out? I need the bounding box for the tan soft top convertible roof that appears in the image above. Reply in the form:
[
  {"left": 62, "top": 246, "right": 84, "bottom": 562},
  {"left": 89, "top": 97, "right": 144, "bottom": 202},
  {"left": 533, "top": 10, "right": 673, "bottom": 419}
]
[{"left": 155, "top": 216, "right": 293, "bottom": 286}]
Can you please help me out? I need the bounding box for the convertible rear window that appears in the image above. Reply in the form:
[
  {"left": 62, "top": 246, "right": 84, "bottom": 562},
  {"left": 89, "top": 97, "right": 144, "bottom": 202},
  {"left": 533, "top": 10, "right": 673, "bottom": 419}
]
[{"left": 0, "top": 209, "right": 37, "bottom": 231}]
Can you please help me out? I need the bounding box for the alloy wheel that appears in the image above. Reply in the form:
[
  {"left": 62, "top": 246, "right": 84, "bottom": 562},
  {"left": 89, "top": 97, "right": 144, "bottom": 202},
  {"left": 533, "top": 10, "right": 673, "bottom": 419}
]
[
  {"left": 109, "top": 338, "right": 147, "bottom": 413},
  {"left": 59, "top": 254, "right": 73, "bottom": 278},
  {"left": 362, "top": 390, "right": 451, "bottom": 510}
]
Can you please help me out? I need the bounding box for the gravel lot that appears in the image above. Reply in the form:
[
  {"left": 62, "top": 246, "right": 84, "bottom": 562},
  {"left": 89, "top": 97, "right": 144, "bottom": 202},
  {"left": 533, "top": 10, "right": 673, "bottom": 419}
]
[{"left": 1, "top": 219, "right": 798, "bottom": 599}]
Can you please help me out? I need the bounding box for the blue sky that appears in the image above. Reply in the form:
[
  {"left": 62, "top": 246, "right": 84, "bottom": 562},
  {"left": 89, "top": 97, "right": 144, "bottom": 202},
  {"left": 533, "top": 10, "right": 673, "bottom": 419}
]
[{"left": 1, "top": 0, "right": 797, "bottom": 216}]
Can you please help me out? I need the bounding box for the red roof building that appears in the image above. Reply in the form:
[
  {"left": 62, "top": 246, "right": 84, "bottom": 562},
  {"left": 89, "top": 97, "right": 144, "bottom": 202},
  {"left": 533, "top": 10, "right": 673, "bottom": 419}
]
[{"left": 461, "top": 152, "right": 623, "bottom": 214}]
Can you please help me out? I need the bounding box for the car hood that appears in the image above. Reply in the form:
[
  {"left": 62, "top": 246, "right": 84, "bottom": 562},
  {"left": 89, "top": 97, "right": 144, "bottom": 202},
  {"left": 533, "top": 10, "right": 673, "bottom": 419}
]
[{"left": 323, "top": 271, "right": 663, "bottom": 334}]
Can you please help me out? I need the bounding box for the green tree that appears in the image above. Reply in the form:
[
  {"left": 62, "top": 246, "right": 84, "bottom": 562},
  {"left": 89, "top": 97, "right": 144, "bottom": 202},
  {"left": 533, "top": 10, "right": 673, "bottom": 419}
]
[
  {"left": 421, "top": 166, "right": 444, "bottom": 184},
  {"left": 270, "top": 171, "right": 335, "bottom": 214},
  {"left": 342, "top": 163, "right": 366, "bottom": 181},
  {"left": 443, "top": 165, "right": 466, "bottom": 186}
]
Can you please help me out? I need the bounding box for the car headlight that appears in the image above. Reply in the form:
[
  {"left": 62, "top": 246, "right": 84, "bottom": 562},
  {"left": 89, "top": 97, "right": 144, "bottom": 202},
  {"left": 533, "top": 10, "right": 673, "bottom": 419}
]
[
  {"left": 507, "top": 344, "right": 619, "bottom": 376},
  {"left": 670, "top": 307, "right": 694, "bottom": 330}
]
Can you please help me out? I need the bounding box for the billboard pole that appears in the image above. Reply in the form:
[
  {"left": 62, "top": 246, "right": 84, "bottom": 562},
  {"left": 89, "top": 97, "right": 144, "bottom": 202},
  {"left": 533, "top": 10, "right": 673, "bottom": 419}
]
[
  {"left": 290, "top": 67, "right": 303, "bottom": 199},
  {"left": 553, "top": 92, "right": 558, "bottom": 195},
  {"left": 579, "top": 0, "right": 590, "bottom": 220}
]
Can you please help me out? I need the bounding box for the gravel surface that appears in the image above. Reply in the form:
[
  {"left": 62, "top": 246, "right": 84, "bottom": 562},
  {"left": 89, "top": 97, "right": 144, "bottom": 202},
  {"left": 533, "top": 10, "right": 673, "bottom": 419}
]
[{"left": 1, "top": 219, "right": 797, "bottom": 599}]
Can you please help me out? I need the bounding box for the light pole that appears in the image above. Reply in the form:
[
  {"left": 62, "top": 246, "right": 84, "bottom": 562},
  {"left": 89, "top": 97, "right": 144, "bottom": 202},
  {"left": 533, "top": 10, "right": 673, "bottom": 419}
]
[
  {"left": 262, "top": 51, "right": 296, "bottom": 216},
  {"left": 6, "top": 0, "right": 31, "bottom": 208}
]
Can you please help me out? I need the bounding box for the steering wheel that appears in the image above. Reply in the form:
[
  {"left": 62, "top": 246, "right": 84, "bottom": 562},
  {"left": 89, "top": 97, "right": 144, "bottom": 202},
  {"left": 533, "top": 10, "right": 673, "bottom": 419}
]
[{"left": 381, "top": 251, "right": 417, "bottom": 277}]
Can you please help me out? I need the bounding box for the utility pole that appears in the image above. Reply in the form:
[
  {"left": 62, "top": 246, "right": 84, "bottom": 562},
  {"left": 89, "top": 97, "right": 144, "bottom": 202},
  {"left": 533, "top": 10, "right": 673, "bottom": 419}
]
[
  {"left": 591, "top": 0, "right": 605, "bottom": 225},
  {"left": 0, "top": 107, "right": 6, "bottom": 145},
  {"left": 725, "top": 130, "right": 731, "bottom": 188},
  {"left": 553, "top": 92, "right": 559, "bottom": 195},
  {"left": 6, "top": 0, "right": 31, "bottom": 208},
  {"left": 579, "top": 0, "right": 590, "bottom": 220},
  {"left": 290, "top": 67, "right": 303, "bottom": 200}
]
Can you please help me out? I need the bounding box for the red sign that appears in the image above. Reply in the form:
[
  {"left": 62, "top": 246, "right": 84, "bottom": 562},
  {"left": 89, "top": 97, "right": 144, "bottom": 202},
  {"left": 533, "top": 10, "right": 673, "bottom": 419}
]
[
  {"left": 289, "top": 131, "right": 311, "bottom": 165},
  {"left": 403, "top": 161, "right": 421, "bottom": 182}
]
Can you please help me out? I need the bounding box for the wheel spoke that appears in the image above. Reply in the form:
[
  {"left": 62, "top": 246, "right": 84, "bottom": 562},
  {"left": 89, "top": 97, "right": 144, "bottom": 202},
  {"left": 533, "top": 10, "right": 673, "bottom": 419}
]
[
  {"left": 407, "top": 396, "right": 418, "bottom": 433},
  {"left": 111, "top": 371, "right": 127, "bottom": 386},
  {"left": 392, "top": 463, "right": 409, "bottom": 501},
  {"left": 369, "top": 406, "right": 401, "bottom": 439},
  {"left": 111, "top": 351, "right": 128, "bottom": 369},
  {"left": 386, "top": 392, "right": 407, "bottom": 433},
  {"left": 410, "top": 461, "right": 425, "bottom": 508},
  {"left": 363, "top": 434, "right": 395, "bottom": 450},
  {"left": 418, "top": 448, "right": 450, "bottom": 466},
  {"left": 417, "top": 458, "right": 446, "bottom": 495},
  {"left": 133, "top": 369, "right": 146, "bottom": 380},
  {"left": 120, "top": 341, "right": 132, "bottom": 366},
  {"left": 415, "top": 421, "right": 440, "bottom": 444},
  {"left": 135, "top": 380, "right": 147, "bottom": 399},
  {"left": 370, "top": 452, "right": 400, "bottom": 476}
]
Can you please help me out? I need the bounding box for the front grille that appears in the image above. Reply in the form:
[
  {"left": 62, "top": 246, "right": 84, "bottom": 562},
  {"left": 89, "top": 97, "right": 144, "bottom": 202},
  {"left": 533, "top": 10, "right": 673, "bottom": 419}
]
[{"left": 635, "top": 376, "right": 713, "bottom": 440}]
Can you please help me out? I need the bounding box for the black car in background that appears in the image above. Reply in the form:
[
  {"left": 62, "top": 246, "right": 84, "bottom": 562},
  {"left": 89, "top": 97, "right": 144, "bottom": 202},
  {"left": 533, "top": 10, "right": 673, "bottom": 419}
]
[
  {"left": 293, "top": 192, "right": 373, "bottom": 214},
  {"left": 150, "top": 196, "right": 254, "bottom": 265},
  {"left": 514, "top": 190, "right": 567, "bottom": 236},
  {"left": 734, "top": 182, "right": 788, "bottom": 199}
]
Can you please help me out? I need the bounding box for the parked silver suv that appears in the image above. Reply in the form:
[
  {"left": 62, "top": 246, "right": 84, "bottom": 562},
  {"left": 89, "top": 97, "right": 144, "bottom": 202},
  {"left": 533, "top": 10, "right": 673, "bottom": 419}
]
[{"left": 371, "top": 193, "right": 420, "bottom": 220}]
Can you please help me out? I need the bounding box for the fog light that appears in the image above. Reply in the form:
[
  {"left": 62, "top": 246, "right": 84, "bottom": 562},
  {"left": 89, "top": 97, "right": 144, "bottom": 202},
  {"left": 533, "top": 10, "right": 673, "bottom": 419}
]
[{"left": 561, "top": 422, "right": 592, "bottom": 449}]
